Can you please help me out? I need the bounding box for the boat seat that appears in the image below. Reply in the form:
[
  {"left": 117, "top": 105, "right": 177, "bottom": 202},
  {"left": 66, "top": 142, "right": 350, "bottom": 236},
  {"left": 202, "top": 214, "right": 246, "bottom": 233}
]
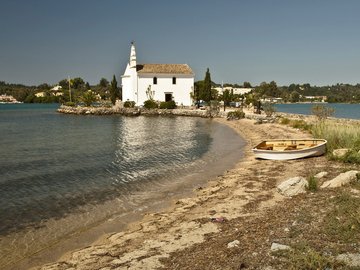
[
  {"left": 285, "top": 144, "right": 297, "bottom": 150},
  {"left": 274, "top": 147, "right": 287, "bottom": 151},
  {"left": 258, "top": 144, "right": 273, "bottom": 150}
]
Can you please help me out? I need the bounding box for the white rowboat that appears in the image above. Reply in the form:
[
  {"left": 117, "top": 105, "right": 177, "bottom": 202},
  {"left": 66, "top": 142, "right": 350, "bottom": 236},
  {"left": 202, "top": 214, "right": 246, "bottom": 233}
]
[{"left": 252, "top": 139, "right": 327, "bottom": 160}]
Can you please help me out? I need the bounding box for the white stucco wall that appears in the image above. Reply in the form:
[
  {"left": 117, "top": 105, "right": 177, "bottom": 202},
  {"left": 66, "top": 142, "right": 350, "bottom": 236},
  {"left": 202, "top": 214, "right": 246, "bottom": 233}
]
[
  {"left": 121, "top": 64, "right": 138, "bottom": 102},
  {"left": 137, "top": 74, "right": 194, "bottom": 106}
]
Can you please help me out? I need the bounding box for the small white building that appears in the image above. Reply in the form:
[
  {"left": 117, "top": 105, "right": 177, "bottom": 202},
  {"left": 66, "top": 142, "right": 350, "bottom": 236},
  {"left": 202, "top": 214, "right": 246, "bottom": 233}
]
[
  {"left": 50, "top": 85, "right": 62, "bottom": 91},
  {"left": 35, "top": 92, "right": 46, "bottom": 97},
  {"left": 121, "top": 42, "right": 194, "bottom": 106},
  {"left": 213, "top": 86, "right": 253, "bottom": 96}
]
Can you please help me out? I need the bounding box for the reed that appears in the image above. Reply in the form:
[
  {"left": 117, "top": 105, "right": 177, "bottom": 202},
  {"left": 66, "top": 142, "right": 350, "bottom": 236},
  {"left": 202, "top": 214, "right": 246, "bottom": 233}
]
[
  {"left": 311, "top": 121, "right": 360, "bottom": 151},
  {"left": 310, "top": 120, "right": 360, "bottom": 163},
  {"left": 279, "top": 117, "right": 312, "bottom": 131}
]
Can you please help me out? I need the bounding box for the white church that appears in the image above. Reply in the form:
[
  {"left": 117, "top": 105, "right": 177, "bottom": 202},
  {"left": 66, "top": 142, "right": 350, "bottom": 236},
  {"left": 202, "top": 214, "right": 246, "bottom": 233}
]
[{"left": 121, "top": 42, "right": 194, "bottom": 106}]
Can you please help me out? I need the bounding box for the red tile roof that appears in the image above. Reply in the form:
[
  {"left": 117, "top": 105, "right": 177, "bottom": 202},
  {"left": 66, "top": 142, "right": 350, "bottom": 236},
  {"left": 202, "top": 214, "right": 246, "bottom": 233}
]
[{"left": 136, "top": 64, "right": 193, "bottom": 75}]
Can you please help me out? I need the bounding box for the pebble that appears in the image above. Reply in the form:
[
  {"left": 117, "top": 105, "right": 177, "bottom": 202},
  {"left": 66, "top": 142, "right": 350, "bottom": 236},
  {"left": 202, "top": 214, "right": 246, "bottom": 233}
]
[{"left": 227, "top": 240, "right": 240, "bottom": 248}]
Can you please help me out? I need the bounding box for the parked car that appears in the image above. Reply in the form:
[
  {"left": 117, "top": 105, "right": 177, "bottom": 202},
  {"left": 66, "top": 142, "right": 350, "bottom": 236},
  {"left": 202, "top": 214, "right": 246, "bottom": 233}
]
[{"left": 196, "top": 101, "right": 208, "bottom": 109}]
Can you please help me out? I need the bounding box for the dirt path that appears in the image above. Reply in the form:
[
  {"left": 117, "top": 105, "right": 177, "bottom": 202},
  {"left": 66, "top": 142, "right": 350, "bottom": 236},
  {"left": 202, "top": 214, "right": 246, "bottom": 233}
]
[{"left": 32, "top": 118, "right": 331, "bottom": 270}]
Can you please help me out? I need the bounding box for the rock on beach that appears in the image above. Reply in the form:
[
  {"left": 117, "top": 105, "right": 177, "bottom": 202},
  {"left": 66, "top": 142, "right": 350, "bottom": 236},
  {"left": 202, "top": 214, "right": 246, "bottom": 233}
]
[
  {"left": 277, "top": 177, "right": 308, "bottom": 197},
  {"left": 320, "top": 170, "right": 360, "bottom": 188}
]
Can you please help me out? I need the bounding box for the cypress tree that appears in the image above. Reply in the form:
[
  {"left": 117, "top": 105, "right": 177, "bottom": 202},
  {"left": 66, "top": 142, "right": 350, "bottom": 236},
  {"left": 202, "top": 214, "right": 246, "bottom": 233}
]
[
  {"left": 110, "top": 75, "right": 118, "bottom": 105},
  {"left": 203, "top": 68, "right": 212, "bottom": 102}
]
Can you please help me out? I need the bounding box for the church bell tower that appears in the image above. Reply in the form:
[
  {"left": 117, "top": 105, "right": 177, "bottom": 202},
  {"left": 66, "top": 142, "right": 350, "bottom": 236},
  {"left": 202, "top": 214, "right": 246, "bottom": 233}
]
[{"left": 130, "top": 41, "right": 136, "bottom": 68}]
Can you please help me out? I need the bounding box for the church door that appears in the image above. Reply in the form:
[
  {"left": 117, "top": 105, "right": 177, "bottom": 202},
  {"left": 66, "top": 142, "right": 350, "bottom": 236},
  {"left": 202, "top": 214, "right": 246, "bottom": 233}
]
[{"left": 165, "top": 93, "right": 173, "bottom": 102}]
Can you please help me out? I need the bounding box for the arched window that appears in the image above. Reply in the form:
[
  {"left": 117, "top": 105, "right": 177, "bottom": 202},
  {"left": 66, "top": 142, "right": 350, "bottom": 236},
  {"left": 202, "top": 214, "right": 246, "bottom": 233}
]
[
  {"left": 172, "top": 77, "right": 176, "bottom": 85},
  {"left": 153, "top": 77, "right": 157, "bottom": 85}
]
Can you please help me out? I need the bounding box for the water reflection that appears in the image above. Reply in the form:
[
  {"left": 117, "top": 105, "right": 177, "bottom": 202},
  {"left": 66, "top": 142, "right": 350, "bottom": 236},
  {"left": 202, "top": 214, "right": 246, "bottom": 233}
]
[{"left": 0, "top": 107, "right": 244, "bottom": 269}]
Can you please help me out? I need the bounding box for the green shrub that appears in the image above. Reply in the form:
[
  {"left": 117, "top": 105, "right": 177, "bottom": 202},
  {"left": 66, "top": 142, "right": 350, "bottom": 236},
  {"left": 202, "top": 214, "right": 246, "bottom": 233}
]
[
  {"left": 143, "top": 99, "right": 158, "bottom": 109},
  {"left": 338, "top": 150, "right": 360, "bottom": 164},
  {"left": 98, "top": 101, "right": 112, "bottom": 108},
  {"left": 263, "top": 102, "right": 276, "bottom": 117},
  {"left": 81, "top": 90, "right": 97, "bottom": 107},
  {"left": 227, "top": 109, "right": 245, "bottom": 120},
  {"left": 307, "top": 176, "right": 318, "bottom": 192},
  {"left": 311, "top": 104, "right": 335, "bottom": 121},
  {"left": 64, "top": 101, "right": 75, "bottom": 107},
  {"left": 124, "top": 101, "right": 135, "bottom": 108},
  {"left": 290, "top": 119, "right": 312, "bottom": 131},
  {"left": 279, "top": 117, "right": 290, "bottom": 125},
  {"left": 278, "top": 117, "right": 312, "bottom": 131},
  {"left": 159, "top": 100, "right": 176, "bottom": 109}
]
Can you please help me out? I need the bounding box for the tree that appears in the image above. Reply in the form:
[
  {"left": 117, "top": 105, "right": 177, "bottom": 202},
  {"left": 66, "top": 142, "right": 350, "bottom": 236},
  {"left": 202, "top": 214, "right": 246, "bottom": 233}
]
[
  {"left": 193, "top": 81, "right": 204, "bottom": 106},
  {"left": 99, "top": 78, "right": 109, "bottom": 88},
  {"left": 71, "top": 77, "right": 85, "bottom": 89},
  {"left": 243, "top": 81, "right": 252, "bottom": 88},
  {"left": 311, "top": 104, "right": 335, "bottom": 121},
  {"left": 81, "top": 90, "right": 97, "bottom": 106},
  {"left": 256, "top": 81, "right": 280, "bottom": 98},
  {"left": 37, "top": 83, "right": 51, "bottom": 90},
  {"left": 58, "top": 79, "right": 69, "bottom": 89},
  {"left": 85, "top": 82, "right": 90, "bottom": 90},
  {"left": 110, "top": 75, "right": 118, "bottom": 105},
  {"left": 146, "top": 85, "right": 154, "bottom": 100},
  {"left": 268, "top": 81, "right": 279, "bottom": 97},
  {"left": 200, "top": 68, "right": 212, "bottom": 102},
  {"left": 263, "top": 102, "right": 276, "bottom": 117},
  {"left": 222, "top": 89, "right": 233, "bottom": 111},
  {"left": 289, "top": 91, "right": 300, "bottom": 103}
]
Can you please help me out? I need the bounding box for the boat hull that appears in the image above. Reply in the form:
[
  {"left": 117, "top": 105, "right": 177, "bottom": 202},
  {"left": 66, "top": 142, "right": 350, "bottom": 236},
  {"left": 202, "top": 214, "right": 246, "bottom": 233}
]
[{"left": 252, "top": 139, "right": 327, "bottom": 160}]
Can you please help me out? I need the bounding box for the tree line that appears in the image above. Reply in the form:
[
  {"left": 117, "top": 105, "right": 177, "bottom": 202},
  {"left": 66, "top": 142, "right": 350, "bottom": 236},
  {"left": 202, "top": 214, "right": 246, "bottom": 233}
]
[
  {"left": 192, "top": 72, "right": 360, "bottom": 107},
  {"left": 2, "top": 74, "right": 360, "bottom": 105},
  {"left": 0, "top": 76, "right": 121, "bottom": 105}
]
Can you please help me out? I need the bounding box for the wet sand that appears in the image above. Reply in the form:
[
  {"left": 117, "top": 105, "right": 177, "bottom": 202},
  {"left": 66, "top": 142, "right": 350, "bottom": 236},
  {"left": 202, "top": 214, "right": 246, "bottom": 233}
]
[{"left": 27, "top": 116, "right": 317, "bottom": 270}]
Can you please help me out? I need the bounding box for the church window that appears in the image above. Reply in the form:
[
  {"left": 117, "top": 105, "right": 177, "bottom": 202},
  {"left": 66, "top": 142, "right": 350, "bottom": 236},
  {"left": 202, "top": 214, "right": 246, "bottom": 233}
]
[
  {"left": 153, "top": 77, "right": 157, "bottom": 85},
  {"left": 172, "top": 77, "right": 176, "bottom": 84}
]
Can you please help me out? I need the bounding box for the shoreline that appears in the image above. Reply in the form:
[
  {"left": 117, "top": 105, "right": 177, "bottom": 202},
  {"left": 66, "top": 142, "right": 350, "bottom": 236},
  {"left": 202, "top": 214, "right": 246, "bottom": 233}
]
[
  {"left": 4, "top": 118, "right": 245, "bottom": 270},
  {"left": 6, "top": 108, "right": 359, "bottom": 269},
  {"left": 29, "top": 116, "right": 318, "bottom": 269}
]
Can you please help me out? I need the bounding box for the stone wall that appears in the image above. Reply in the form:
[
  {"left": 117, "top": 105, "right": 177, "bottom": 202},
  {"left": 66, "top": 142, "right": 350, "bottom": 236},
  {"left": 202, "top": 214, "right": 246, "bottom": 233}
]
[
  {"left": 57, "top": 105, "right": 360, "bottom": 124},
  {"left": 57, "top": 105, "right": 211, "bottom": 118}
]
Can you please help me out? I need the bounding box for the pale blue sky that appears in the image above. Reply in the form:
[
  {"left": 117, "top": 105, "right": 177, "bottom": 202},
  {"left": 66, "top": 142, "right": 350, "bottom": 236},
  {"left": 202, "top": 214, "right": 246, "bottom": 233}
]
[{"left": 1, "top": 0, "right": 360, "bottom": 86}]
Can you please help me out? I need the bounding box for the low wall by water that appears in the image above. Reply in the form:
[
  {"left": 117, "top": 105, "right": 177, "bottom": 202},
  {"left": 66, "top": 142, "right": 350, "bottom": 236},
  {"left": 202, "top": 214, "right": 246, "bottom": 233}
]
[
  {"left": 57, "top": 105, "right": 360, "bottom": 124},
  {"left": 58, "top": 105, "right": 221, "bottom": 118},
  {"left": 57, "top": 105, "right": 277, "bottom": 123}
]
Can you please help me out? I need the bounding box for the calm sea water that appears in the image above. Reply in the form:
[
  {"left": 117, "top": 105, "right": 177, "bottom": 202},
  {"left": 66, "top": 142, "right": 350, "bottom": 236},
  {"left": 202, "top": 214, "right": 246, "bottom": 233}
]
[
  {"left": 0, "top": 103, "right": 245, "bottom": 268},
  {"left": 275, "top": 103, "right": 360, "bottom": 119}
]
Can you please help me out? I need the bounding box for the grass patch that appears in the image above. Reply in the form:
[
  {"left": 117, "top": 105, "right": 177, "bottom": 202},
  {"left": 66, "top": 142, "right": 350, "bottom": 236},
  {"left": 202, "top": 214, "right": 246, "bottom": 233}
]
[
  {"left": 279, "top": 117, "right": 291, "bottom": 125},
  {"left": 278, "top": 117, "right": 312, "bottom": 131},
  {"left": 307, "top": 176, "right": 318, "bottom": 192},
  {"left": 323, "top": 191, "right": 360, "bottom": 242},
  {"left": 274, "top": 246, "right": 344, "bottom": 270},
  {"left": 227, "top": 109, "right": 245, "bottom": 120},
  {"left": 310, "top": 121, "right": 360, "bottom": 164},
  {"left": 338, "top": 150, "right": 360, "bottom": 164}
]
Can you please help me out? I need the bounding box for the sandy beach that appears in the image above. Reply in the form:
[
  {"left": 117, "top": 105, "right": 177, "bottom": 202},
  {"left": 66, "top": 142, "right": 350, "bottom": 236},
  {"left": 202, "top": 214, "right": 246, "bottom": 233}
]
[{"left": 22, "top": 115, "right": 359, "bottom": 269}]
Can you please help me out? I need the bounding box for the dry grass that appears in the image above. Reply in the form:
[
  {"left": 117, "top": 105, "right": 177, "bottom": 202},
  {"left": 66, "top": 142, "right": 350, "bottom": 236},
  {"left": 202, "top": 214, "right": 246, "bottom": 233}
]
[
  {"left": 311, "top": 121, "right": 360, "bottom": 151},
  {"left": 311, "top": 121, "right": 360, "bottom": 164},
  {"left": 274, "top": 246, "right": 344, "bottom": 270},
  {"left": 323, "top": 190, "right": 360, "bottom": 242}
]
